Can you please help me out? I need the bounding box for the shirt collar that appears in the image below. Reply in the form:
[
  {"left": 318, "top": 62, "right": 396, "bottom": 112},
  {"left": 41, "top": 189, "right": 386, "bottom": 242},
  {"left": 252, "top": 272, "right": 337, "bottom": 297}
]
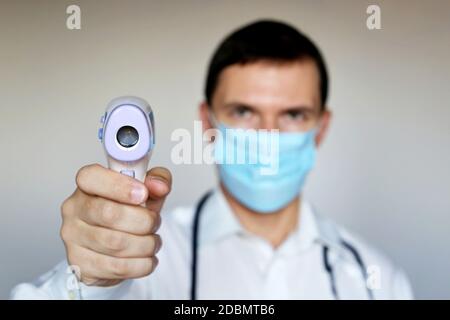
[{"left": 198, "top": 188, "right": 323, "bottom": 254}]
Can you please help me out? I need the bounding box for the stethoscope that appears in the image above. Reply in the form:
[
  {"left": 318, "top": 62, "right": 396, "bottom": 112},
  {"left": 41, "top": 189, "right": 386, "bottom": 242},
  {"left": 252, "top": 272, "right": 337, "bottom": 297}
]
[{"left": 190, "top": 191, "right": 374, "bottom": 300}]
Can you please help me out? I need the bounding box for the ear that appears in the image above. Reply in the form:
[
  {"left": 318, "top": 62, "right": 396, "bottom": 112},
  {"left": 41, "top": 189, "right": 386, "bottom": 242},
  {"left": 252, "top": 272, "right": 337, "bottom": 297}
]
[
  {"left": 199, "top": 101, "right": 218, "bottom": 144},
  {"left": 315, "top": 109, "right": 332, "bottom": 148},
  {"left": 199, "top": 101, "right": 213, "bottom": 132}
]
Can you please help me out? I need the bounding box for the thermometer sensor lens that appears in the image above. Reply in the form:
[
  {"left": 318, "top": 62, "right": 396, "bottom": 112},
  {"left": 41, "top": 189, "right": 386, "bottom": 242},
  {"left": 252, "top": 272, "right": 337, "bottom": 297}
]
[{"left": 117, "top": 125, "right": 139, "bottom": 148}]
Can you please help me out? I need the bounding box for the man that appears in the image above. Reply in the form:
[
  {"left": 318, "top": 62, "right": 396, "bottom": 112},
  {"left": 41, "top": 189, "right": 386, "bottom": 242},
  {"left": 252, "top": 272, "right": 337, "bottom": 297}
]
[{"left": 11, "top": 20, "right": 412, "bottom": 299}]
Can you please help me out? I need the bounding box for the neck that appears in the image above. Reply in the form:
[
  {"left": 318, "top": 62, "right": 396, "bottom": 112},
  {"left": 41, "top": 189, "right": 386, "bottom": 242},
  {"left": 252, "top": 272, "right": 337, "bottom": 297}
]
[{"left": 220, "top": 183, "right": 300, "bottom": 248}]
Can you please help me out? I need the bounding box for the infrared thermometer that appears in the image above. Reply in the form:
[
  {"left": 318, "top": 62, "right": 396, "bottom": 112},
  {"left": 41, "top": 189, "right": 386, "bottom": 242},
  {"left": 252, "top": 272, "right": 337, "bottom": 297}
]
[{"left": 98, "top": 96, "right": 155, "bottom": 182}]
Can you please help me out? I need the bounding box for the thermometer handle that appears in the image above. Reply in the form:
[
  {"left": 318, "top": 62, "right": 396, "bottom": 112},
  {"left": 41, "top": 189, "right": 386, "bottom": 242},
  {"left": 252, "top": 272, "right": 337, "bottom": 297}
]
[{"left": 107, "top": 154, "right": 151, "bottom": 183}]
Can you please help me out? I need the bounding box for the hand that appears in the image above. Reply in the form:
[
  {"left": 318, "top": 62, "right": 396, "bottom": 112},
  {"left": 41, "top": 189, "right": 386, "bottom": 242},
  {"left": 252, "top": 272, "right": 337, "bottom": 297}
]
[{"left": 60, "top": 164, "right": 172, "bottom": 287}]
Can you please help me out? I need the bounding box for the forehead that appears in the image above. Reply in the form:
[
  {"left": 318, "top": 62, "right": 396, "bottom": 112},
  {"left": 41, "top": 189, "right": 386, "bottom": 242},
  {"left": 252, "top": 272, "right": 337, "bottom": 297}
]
[{"left": 212, "top": 60, "right": 321, "bottom": 109}]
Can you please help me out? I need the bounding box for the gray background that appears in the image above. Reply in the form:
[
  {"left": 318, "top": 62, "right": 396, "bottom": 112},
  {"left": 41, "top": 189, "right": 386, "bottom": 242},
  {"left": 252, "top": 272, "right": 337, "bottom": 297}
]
[{"left": 1, "top": 0, "right": 449, "bottom": 299}]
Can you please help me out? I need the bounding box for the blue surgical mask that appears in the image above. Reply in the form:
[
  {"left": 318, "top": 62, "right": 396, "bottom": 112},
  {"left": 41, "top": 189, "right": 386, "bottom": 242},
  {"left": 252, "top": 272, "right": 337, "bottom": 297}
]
[{"left": 214, "top": 122, "right": 316, "bottom": 213}]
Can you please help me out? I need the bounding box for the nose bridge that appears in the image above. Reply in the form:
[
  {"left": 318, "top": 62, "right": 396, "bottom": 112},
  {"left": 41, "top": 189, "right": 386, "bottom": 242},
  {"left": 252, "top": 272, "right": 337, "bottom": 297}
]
[{"left": 259, "top": 113, "right": 278, "bottom": 131}]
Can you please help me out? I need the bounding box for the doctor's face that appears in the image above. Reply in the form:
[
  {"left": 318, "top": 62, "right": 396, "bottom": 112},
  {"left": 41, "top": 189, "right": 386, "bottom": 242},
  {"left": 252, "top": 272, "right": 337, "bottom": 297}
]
[{"left": 201, "top": 59, "right": 331, "bottom": 145}]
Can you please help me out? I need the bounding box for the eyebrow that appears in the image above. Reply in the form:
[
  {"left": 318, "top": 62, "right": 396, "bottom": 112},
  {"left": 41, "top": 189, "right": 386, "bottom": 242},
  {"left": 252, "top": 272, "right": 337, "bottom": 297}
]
[
  {"left": 222, "top": 102, "right": 255, "bottom": 110},
  {"left": 222, "top": 102, "right": 318, "bottom": 113},
  {"left": 281, "top": 105, "right": 318, "bottom": 114}
]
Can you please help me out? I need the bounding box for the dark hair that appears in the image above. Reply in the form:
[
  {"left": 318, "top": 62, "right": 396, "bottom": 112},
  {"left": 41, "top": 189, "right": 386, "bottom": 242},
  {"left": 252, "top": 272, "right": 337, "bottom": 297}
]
[{"left": 205, "top": 20, "right": 329, "bottom": 110}]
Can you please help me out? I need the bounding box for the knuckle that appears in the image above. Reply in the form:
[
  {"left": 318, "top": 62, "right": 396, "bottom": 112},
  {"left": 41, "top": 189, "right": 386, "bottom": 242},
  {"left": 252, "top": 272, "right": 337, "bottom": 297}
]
[
  {"left": 111, "top": 177, "right": 134, "bottom": 203},
  {"left": 76, "top": 164, "right": 101, "bottom": 190},
  {"left": 124, "top": 182, "right": 140, "bottom": 203},
  {"left": 66, "top": 247, "right": 77, "bottom": 266},
  {"left": 68, "top": 249, "right": 100, "bottom": 284},
  {"left": 66, "top": 246, "right": 84, "bottom": 271},
  {"left": 140, "top": 236, "right": 155, "bottom": 256},
  {"left": 100, "top": 202, "right": 118, "bottom": 226},
  {"left": 140, "top": 210, "right": 155, "bottom": 234},
  {"left": 102, "top": 231, "right": 128, "bottom": 252},
  {"left": 75, "top": 165, "right": 89, "bottom": 189},
  {"left": 84, "top": 195, "right": 95, "bottom": 213},
  {"left": 109, "top": 258, "right": 129, "bottom": 277},
  {"left": 60, "top": 198, "right": 72, "bottom": 219},
  {"left": 60, "top": 224, "right": 71, "bottom": 243},
  {"left": 141, "top": 234, "right": 160, "bottom": 257},
  {"left": 90, "top": 252, "right": 105, "bottom": 272},
  {"left": 126, "top": 188, "right": 134, "bottom": 203}
]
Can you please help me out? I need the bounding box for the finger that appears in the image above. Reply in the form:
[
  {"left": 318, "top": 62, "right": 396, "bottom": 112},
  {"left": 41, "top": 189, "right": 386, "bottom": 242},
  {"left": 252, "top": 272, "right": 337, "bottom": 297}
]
[
  {"left": 69, "top": 244, "right": 158, "bottom": 281},
  {"left": 144, "top": 167, "right": 172, "bottom": 213},
  {"left": 80, "top": 197, "right": 161, "bottom": 235},
  {"left": 72, "top": 220, "right": 161, "bottom": 258},
  {"left": 76, "top": 164, "right": 148, "bottom": 205}
]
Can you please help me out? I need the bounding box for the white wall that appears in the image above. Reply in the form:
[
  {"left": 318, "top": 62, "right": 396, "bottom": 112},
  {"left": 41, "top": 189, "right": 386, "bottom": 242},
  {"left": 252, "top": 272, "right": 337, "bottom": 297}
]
[{"left": 0, "top": 0, "right": 449, "bottom": 299}]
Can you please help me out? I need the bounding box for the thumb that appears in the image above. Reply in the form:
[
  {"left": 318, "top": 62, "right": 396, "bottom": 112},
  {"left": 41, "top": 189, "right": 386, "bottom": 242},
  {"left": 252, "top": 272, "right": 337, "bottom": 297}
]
[{"left": 144, "top": 167, "right": 172, "bottom": 213}]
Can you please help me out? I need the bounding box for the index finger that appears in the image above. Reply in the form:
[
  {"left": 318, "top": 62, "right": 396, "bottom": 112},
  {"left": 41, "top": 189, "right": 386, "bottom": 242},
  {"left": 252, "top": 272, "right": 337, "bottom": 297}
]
[{"left": 76, "top": 164, "right": 148, "bottom": 205}]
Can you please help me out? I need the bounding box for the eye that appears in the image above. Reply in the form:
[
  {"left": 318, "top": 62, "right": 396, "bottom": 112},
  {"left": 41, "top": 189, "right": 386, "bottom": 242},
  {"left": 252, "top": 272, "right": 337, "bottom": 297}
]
[
  {"left": 231, "top": 106, "right": 253, "bottom": 119},
  {"left": 285, "top": 109, "right": 306, "bottom": 121}
]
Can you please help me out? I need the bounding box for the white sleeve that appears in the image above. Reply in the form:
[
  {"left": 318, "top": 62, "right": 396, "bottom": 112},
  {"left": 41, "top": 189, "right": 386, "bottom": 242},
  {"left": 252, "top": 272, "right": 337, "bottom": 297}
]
[
  {"left": 390, "top": 267, "right": 414, "bottom": 300},
  {"left": 9, "top": 260, "right": 145, "bottom": 300}
]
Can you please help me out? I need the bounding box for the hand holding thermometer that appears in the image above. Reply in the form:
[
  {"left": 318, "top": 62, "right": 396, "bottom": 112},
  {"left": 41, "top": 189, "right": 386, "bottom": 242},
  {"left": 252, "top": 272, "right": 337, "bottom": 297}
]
[{"left": 98, "top": 96, "right": 155, "bottom": 183}]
